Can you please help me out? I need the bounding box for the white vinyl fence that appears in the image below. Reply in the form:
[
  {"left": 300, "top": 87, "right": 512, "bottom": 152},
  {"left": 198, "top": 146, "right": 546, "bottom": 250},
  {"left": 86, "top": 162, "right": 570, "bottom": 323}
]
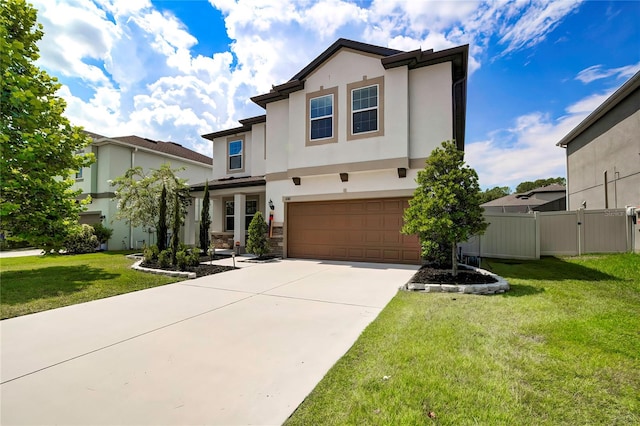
[{"left": 459, "top": 209, "right": 634, "bottom": 260}]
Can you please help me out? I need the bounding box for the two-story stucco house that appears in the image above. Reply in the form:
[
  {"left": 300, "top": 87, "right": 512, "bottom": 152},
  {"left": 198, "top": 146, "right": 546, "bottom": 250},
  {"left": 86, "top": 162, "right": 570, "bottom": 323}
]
[
  {"left": 194, "top": 38, "right": 468, "bottom": 264},
  {"left": 75, "top": 132, "right": 212, "bottom": 250}
]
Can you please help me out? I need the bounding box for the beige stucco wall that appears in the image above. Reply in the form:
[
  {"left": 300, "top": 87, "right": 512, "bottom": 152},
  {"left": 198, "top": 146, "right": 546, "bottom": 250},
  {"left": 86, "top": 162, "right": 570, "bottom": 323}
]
[
  {"left": 409, "top": 62, "right": 453, "bottom": 159},
  {"left": 566, "top": 93, "right": 640, "bottom": 211}
]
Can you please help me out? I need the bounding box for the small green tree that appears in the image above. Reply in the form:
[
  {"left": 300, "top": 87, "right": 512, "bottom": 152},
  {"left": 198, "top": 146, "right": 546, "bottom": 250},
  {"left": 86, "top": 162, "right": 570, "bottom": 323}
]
[
  {"left": 402, "top": 140, "right": 487, "bottom": 276},
  {"left": 199, "top": 181, "right": 211, "bottom": 252},
  {"left": 157, "top": 184, "right": 168, "bottom": 251},
  {"left": 111, "top": 164, "right": 190, "bottom": 250},
  {"left": 246, "top": 211, "right": 270, "bottom": 257},
  {"left": 1, "top": 0, "right": 94, "bottom": 252}
]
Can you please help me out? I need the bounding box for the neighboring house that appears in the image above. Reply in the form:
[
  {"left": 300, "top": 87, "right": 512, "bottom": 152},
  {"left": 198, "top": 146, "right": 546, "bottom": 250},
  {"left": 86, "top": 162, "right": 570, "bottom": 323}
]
[
  {"left": 557, "top": 71, "right": 639, "bottom": 211},
  {"left": 481, "top": 184, "right": 566, "bottom": 213},
  {"left": 74, "top": 132, "right": 212, "bottom": 250},
  {"left": 192, "top": 38, "right": 468, "bottom": 264}
]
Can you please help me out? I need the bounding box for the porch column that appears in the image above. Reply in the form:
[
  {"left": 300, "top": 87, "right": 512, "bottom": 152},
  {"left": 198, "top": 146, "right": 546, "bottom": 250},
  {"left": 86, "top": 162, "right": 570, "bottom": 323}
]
[
  {"left": 183, "top": 199, "right": 196, "bottom": 246},
  {"left": 211, "top": 197, "right": 223, "bottom": 232},
  {"left": 234, "top": 193, "right": 246, "bottom": 251}
]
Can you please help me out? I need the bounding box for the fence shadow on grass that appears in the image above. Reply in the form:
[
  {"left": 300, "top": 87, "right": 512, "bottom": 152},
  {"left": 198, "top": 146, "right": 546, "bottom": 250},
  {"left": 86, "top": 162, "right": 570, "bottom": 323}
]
[
  {"left": 483, "top": 256, "right": 619, "bottom": 282},
  {"left": 0, "top": 265, "right": 120, "bottom": 305}
]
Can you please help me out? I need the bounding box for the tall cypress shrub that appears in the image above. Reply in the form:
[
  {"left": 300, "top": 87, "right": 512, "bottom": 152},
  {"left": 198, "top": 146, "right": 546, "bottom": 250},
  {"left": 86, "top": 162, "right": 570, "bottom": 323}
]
[
  {"left": 157, "top": 184, "right": 167, "bottom": 251},
  {"left": 170, "top": 192, "right": 180, "bottom": 265},
  {"left": 199, "top": 181, "right": 211, "bottom": 251}
]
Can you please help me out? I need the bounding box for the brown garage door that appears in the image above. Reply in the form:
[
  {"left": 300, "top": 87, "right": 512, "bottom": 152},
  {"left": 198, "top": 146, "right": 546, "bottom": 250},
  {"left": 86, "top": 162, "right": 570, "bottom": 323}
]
[{"left": 287, "top": 198, "right": 421, "bottom": 264}]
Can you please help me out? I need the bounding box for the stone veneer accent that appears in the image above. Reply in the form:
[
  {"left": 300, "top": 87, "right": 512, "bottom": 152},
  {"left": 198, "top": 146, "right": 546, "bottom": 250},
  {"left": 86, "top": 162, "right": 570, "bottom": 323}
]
[
  {"left": 211, "top": 233, "right": 234, "bottom": 249},
  {"left": 268, "top": 224, "right": 284, "bottom": 256},
  {"left": 405, "top": 264, "right": 509, "bottom": 295}
]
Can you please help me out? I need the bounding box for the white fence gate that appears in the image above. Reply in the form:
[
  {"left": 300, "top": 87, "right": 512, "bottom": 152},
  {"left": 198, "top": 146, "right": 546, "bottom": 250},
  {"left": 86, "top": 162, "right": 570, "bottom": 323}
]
[{"left": 459, "top": 209, "right": 634, "bottom": 260}]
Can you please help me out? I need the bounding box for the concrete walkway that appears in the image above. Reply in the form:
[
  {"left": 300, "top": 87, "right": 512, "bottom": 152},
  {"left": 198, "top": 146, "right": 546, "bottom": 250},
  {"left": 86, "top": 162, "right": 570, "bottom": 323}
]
[
  {"left": 0, "top": 259, "right": 418, "bottom": 425},
  {"left": 0, "top": 248, "right": 43, "bottom": 258}
]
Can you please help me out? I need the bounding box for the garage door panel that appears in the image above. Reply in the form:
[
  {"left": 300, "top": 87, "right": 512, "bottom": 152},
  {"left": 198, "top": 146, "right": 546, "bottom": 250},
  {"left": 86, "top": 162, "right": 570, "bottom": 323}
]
[{"left": 287, "top": 198, "right": 421, "bottom": 265}]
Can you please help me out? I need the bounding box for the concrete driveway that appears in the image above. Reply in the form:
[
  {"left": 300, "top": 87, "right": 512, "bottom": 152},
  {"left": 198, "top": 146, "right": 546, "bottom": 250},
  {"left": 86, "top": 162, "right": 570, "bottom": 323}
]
[{"left": 1, "top": 259, "right": 418, "bottom": 425}]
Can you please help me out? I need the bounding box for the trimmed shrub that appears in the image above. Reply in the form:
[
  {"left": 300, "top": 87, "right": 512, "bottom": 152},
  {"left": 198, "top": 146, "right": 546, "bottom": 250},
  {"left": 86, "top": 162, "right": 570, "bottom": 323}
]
[
  {"left": 143, "top": 245, "right": 159, "bottom": 263},
  {"left": 246, "top": 211, "right": 270, "bottom": 257},
  {"left": 175, "top": 250, "right": 188, "bottom": 271},
  {"left": 92, "top": 222, "right": 113, "bottom": 243},
  {"left": 64, "top": 224, "right": 98, "bottom": 254},
  {"left": 158, "top": 249, "right": 172, "bottom": 268},
  {"left": 188, "top": 248, "right": 201, "bottom": 267}
]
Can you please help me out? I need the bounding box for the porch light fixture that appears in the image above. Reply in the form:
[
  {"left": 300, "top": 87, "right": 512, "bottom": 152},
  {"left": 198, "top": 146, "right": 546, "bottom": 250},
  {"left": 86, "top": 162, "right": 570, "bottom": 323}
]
[
  {"left": 292, "top": 177, "right": 301, "bottom": 185},
  {"left": 269, "top": 199, "right": 274, "bottom": 210},
  {"left": 340, "top": 173, "right": 349, "bottom": 182},
  {"left": 397, "top": 168, "right": 407, "bottom": 178}
]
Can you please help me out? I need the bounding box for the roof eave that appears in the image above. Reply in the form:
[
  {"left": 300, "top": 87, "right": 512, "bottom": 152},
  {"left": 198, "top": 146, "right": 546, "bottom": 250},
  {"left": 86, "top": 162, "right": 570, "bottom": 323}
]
[{"left": 557, "top": 70, "right": 640, "bottom": 147}]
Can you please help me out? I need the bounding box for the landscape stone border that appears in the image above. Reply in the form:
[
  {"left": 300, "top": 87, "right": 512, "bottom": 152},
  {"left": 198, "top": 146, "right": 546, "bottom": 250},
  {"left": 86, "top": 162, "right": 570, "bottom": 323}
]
[
  {"left": 404, "top": 264, "right": 509, "bottom": 295},
  {"left": 130, "top": 259, "right": 196, "bottom": 280}
]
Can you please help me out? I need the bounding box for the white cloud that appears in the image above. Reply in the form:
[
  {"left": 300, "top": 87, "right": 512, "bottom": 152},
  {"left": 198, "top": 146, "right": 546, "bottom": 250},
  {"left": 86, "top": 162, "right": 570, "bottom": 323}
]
[
  {"left": 466, "top": 87, "right": 617, "bottom": 189},
  {"left": 31, "top": 0, "right": 585, "bottom": 162},
  {"left": 498, "top": 0, "right": 583, "bottom": 54},
  {"left": 576, "top": 62, "right": 640, "bottom": 83}
]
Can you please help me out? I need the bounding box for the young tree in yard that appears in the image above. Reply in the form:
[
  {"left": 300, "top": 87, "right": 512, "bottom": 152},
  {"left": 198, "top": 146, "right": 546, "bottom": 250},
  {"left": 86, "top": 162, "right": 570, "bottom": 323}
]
[
  {"left": 403, "top": 140, "right": 487, "bottom": 276},
  {"left": 110, "top": 164, "right": 190, "bottom": 249},
  {"left": 0, "top": 0, "right": 94, "bottom": 252},
  {"left": 246, "top": 211, "right": 270, "bottom": 257},
  {"left": 199, "top": 181, "right": 211, "bottom": 252},
  {"left": 157, "top": 184, "right": 168, "bottom": 252}
]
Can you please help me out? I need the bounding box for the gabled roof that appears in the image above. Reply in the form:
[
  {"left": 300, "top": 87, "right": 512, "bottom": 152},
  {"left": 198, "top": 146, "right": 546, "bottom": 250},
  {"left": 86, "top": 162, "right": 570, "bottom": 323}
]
[
  {"left": 204, "top": 38, "right": 468, "bottom": 149},
  {"left": 92, "top": 134, "right": 213, "bottom": 165},
  {"left": 557, "top": 71, "right": 640, "bottom": 147},
  {"left": 201, "top": 115, "right": 266, "bottom": 141},
  {"left": 482, "top": 185, "right": 566, "bottom": 207}
]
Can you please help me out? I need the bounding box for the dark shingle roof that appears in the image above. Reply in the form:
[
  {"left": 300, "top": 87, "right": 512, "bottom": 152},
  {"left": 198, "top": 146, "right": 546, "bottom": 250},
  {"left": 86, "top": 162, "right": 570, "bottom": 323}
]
[
  {"left": 482, "top": 185, "right": 566, "bottom": 207},
  {"left": 107, "top": 135, "right": 212, "bottom": 165}
]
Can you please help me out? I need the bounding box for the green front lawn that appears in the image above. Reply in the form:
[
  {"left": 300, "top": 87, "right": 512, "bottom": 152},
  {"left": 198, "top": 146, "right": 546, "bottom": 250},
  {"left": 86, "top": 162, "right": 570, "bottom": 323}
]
[
  {"left": 0, "top": 252, "right": 182, "bottom": 319},
  {"left": 286, "top": 254, "right": 640, "bottom": 425}
]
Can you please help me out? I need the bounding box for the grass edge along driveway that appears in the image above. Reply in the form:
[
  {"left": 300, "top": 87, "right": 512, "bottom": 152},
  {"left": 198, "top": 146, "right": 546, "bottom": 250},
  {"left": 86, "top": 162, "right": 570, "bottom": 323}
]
[
  {"left": 285, "top": 253, "right": 640, "bottom": 425},
  {"left": 1, "top": 252, "right": 182, "bottom": 320}
]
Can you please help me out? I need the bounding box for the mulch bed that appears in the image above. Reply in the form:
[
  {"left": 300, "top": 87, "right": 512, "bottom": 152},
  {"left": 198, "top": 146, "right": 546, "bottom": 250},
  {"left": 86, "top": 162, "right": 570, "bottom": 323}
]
[
  {"left": 140, "top": 261, "right": 236, "bottom": 278},
  {"left": 410, "top": 266, "right": 498, "bottom": 285}
]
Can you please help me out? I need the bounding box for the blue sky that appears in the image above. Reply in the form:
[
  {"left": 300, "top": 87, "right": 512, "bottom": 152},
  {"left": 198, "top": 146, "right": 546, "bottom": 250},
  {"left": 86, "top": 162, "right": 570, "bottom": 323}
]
[{"left": 31, "top": 0, "right": 640, "bottom": 190}]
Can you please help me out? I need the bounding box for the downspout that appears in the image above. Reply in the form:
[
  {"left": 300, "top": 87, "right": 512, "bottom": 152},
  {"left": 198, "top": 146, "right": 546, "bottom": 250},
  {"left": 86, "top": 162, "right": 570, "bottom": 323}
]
[
  {"left": 452, "top": 74, "right": 466, "bottom": 150},
  {"left": 603, "top": 170, "right": 608, "bottom": 209}
]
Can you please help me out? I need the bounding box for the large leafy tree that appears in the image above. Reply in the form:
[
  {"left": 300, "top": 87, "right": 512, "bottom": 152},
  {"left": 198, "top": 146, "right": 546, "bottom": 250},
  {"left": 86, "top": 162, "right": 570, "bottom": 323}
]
[
  {"left": 199, "top": 181, "right": 211, "bottom": 252},
  {"left": 478, "top": 186, "right": 512, "bottom": 204},
  {"left": 110, "top": 164, "right": 191, "bottom": 234},
  {"left": 1, "top": 0, "right": 94, "bottom": 252},
  {"left": 516, "top": 177, "right": 565, "bottom": 194},
  {"left": 403, "top": 140, "right": 487, "bottom": 276}
]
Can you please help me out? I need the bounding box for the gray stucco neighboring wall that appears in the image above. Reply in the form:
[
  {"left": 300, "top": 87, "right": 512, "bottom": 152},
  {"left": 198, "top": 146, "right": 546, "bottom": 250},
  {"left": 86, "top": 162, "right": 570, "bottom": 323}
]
[{"left": 565, "top": 88, "right": 640, "bottom": 210}]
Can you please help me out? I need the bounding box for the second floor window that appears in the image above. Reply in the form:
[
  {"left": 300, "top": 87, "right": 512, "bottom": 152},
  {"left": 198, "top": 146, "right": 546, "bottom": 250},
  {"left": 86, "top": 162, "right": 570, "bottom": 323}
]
[
  {"left": 351, "top": 84, "right": 378, "bottom": 134},
  {"left": 310, "top": 94, "right": 333, "bottom": 140},
  {"left": 228, "top": 139, "right": 243, "bottom": 171}
]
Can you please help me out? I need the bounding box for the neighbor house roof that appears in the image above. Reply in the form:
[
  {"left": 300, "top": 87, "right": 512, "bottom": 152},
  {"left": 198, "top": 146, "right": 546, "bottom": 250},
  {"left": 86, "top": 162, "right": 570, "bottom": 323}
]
[
  {"left": 557, "top": 70, "right": 640, "bottom": 147},
  {"left": 482, "top": 185, "right": 566, "bottom": 209},
  {"left": 92, "top": 134, "right": 213, "bottom": 165}
]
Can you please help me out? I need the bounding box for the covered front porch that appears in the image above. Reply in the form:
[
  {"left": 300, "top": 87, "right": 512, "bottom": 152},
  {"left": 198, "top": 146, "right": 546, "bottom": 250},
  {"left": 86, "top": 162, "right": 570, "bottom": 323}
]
[{"left": 190, "top": 177, "right": 267, "bottom": 253}]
